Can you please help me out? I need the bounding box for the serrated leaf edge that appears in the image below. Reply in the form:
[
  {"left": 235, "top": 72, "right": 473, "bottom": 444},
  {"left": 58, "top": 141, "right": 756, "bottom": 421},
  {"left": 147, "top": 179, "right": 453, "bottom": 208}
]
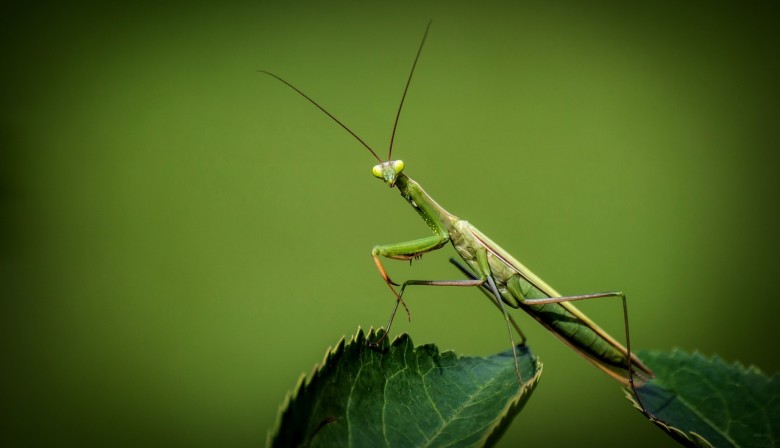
[
  {"left": 482, "top": 356, "right": 543, "bottom": 447},
  {"left": 625, "top": 348, "right": 780, "bottom": 448},
  {"left": 266, "top": 327, "right": 369, "bottom": 447},
  {"left": 624, "top": 388, "right": 714, "bottom": 448}
]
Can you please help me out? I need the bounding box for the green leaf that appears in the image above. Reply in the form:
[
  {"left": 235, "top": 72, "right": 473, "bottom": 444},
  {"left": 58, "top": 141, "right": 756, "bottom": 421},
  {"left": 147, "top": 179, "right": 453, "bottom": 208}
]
[
  {"left": 268, "top": 328, "right": 542, "bottom": 448},
  {"left": 627, "top": 349, "right": 780, "bottom": 448}
]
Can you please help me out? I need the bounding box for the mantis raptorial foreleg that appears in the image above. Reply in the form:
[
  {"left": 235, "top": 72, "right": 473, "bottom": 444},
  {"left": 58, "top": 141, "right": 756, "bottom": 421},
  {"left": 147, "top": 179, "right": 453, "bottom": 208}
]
[
  {"left": 370, "top": 230, "right": 450, "bottom": 324},
  {"left": 370, "top": 234, "right": 456, "bottom": 347}
]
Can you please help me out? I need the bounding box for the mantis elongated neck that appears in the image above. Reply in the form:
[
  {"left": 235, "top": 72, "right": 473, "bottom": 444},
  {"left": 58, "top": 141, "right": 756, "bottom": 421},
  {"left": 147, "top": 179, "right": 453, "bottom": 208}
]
[{"left": 394, "top": 174, "right": 456, "bottom": 233}]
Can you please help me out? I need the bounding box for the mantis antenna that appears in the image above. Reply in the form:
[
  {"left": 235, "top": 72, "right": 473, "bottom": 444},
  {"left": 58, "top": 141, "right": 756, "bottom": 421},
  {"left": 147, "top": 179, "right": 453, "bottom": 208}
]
[
  {"left": 257, "top": 70, "right": 382, "bottom": 162},
  {"left": 259, "top": 20, "right": 433, "bottom": 164},
  {"left": 388, "top": 20, "right": 432, "bottom": 160}
]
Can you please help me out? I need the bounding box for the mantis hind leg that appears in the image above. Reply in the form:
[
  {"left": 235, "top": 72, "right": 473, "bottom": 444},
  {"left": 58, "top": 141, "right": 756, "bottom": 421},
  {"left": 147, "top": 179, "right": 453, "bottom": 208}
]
[{"left": 504, "top": 275, "right": 650, "bottom": 415}]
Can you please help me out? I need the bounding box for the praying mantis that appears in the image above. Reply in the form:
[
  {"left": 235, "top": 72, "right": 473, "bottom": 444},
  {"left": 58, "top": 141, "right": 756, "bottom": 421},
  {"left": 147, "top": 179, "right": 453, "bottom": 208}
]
[{"left": 261, "top": 21, "right": 654, "bottom": 403}]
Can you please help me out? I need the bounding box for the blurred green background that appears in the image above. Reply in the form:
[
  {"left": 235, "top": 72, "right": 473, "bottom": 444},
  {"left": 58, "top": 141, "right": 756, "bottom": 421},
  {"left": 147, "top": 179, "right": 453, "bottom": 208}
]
[{"left": 2, "top": 1, "right": 779, "bottom": 447}]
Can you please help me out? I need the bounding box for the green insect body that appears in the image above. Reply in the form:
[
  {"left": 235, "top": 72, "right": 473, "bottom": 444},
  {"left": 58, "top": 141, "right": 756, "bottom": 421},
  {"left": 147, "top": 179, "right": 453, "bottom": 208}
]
[
  {"left": 372, "top": 165, "right": 653, "bottom": 386},
  {"left": 262, "top": 21, "right": 654, "bottom": 396},
  {"left": 372, "top": 168, "right": 652, "bottom": 385}
]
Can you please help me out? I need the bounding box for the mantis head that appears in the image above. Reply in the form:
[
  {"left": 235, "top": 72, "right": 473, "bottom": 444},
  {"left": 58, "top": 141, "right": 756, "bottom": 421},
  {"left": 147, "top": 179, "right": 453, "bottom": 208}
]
[{"left": 372, "top": 160, "right": 405, "bottom": 187}]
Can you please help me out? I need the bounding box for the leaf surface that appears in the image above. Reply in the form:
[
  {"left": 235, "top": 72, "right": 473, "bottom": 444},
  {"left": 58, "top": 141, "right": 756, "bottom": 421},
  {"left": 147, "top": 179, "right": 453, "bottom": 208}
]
[
  {"left": 629, "top": 349, "right": 780, "bottom": 448},
  {"left": 269, "top": 328, "right": 541, "bottom": 448}
]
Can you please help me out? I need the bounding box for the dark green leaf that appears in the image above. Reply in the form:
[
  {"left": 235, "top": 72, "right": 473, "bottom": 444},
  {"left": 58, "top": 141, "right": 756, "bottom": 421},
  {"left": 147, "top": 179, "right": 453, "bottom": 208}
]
[
  {"left": 627, "top": 349, "right": 780, "bottom": 448},
  {"left": 268, "top": 328, "right": 541, "bottom": 448}
]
